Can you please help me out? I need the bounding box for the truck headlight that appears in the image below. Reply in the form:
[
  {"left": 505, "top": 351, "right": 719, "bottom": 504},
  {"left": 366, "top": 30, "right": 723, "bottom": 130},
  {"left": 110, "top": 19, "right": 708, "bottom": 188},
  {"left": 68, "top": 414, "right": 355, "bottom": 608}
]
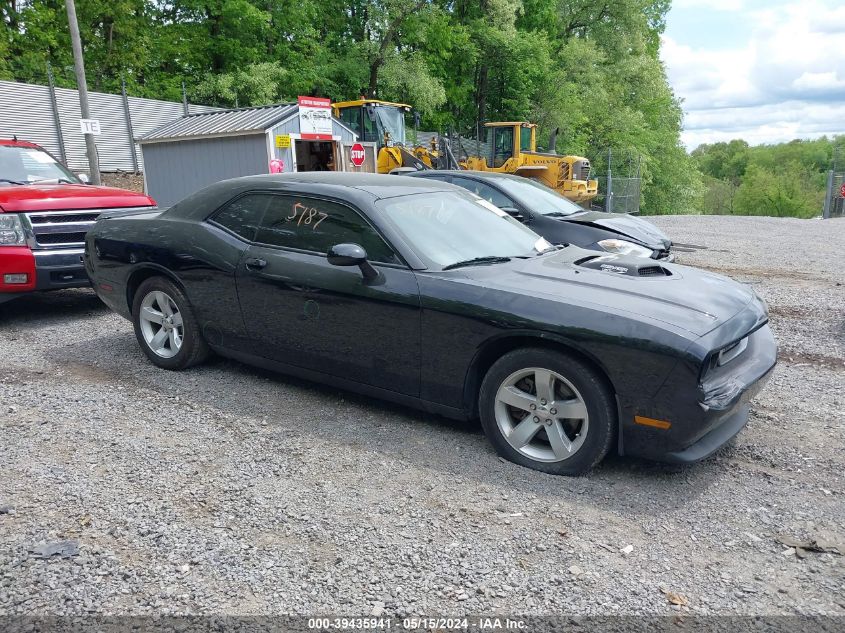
[
  {"left": 597, "top": 238, "right": 652, "bottom": 258},
  {"left": 0, "top": 214, "right": 26, "bottom": 246}
]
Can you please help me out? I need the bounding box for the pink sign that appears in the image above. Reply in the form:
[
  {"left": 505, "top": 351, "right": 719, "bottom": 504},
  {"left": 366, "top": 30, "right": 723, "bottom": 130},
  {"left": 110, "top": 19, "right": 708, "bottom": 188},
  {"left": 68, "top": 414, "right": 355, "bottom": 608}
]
[{"left": 269, "top": 159, "right": 284, "bottom": 173}]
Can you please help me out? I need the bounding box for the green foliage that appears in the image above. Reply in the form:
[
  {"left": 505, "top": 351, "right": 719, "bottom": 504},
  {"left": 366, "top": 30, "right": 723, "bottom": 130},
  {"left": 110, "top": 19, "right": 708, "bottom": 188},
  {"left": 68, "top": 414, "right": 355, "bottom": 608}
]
[
  {"left": 3, "top": 0, "right": 704, "bottom": 213},
  {"left": 694, "top": 136, "right": 842, "bottom": 218},
  {"left": 733, "top": 161, "right": 825, "bottom": 219}
]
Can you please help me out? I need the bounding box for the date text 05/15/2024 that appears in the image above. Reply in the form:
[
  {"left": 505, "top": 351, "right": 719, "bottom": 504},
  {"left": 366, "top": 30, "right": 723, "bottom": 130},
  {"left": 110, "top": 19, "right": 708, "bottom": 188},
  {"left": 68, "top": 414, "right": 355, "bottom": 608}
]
[{"left": 307, "top": 617, "right": 526, "bottom": 630}]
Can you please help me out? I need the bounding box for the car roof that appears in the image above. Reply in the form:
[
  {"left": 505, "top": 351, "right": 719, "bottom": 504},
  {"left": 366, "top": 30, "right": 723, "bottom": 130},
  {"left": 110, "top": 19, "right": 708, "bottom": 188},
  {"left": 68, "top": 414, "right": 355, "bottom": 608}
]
[
  {"left": 0, "top": 138, "right": 43, "bottom": 149},
  {"left": 164, "top": 172, "right": 462, "bottom": 221},
  {"left": 222, "top": 171, "right": 456, "bottom": 194},
  {"left": 410, "top": 170, "right": 531, "bottom": 184}
]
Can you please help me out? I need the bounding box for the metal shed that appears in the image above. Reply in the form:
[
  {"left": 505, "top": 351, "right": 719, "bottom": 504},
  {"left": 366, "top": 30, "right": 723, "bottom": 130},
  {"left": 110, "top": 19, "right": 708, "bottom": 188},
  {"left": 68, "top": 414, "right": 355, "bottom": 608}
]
[{"left": 139, "top": 102, "right": 367, "bottom": 206}]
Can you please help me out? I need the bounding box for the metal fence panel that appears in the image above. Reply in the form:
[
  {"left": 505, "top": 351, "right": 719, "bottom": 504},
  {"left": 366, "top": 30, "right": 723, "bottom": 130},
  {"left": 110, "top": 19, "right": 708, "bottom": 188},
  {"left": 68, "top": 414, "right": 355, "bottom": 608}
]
[
  {"left": 0, "top": 80, "right": 216, "bottom": 173},
  {"left": 0, "top": 81, "right": 62, "bottom": 158}
]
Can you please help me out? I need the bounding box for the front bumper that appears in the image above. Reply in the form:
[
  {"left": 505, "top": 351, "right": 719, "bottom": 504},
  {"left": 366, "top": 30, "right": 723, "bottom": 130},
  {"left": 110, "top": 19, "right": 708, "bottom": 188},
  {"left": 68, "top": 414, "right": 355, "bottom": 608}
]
[
  {"left": 619, "top": 322, "right": 777, "bottom": 462},
  {"left": 0, "top": 247, "right": 90, "bottom": 303},
  {"left": 32, "top": 248, "right": 90, "bottom": 289}
]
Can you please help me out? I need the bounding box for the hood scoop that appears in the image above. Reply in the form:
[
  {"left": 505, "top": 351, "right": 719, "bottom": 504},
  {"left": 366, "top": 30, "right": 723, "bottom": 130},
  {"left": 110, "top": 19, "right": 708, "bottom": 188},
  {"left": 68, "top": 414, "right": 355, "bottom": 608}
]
[{"left": 575, "top": 254, "right": 672, "bottom": 278}]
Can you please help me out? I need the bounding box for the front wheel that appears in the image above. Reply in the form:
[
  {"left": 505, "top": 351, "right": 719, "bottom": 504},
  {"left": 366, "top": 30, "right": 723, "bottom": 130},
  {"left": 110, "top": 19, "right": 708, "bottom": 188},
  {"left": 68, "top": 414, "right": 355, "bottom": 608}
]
[
  {"left": 478, "top": 348, "right": 616, "bottom": 475},
  {"left": 132, "top": 277, "right": 209, "bottom": 370}
]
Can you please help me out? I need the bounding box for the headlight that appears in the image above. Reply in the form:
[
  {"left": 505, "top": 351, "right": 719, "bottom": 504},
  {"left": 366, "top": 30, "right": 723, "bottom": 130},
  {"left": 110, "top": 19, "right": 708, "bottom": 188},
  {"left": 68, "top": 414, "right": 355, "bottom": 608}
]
[
  {"left": 597, "top": 238, "right": 652, "bottom": 258},
  {"left": 0, "top": 214, "right": 26, "bottom": 246}
]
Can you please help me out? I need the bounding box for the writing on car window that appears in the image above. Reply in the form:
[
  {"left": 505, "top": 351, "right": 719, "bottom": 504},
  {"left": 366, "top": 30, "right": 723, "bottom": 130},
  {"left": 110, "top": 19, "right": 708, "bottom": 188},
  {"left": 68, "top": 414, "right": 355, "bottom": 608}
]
[{"left": 286, "top": 202, "right": 329, "bottom": 230}]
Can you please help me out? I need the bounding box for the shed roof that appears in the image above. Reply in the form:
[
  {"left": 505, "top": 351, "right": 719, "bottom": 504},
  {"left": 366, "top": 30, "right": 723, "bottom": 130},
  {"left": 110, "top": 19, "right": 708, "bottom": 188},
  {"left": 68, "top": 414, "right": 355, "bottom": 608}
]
[{"left": 140, "top": 103, "right": 298, "bottom": 143}]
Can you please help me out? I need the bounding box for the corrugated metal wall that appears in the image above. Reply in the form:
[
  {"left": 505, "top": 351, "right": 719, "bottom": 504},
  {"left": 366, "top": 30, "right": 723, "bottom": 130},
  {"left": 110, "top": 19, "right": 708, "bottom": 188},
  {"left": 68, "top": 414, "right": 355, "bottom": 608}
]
[
  {"left": 141, "top": 134, "right": 269, "bottom": 207},
  {"left": 0, "top": 80, "right": 216, "bottom": 173}
]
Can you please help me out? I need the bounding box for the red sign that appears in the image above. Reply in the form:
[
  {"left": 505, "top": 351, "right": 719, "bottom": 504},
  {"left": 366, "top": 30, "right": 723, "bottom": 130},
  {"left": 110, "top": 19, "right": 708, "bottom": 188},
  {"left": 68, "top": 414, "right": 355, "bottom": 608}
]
[
  {"left": 298, "top": 96, "right": 333, "bottom": 140},
  {"left": 840, "top": 183, "right": 845, "bottom": 198},
  {"left": 349, "top": 143, "right": 366, "bottom": 167}
]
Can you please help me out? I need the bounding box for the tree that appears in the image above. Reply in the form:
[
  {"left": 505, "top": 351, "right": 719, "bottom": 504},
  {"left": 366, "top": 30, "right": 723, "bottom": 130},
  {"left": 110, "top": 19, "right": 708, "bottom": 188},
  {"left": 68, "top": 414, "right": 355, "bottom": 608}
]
[{"left": 734, "top": 161, "right": 824, "bottom": 219}]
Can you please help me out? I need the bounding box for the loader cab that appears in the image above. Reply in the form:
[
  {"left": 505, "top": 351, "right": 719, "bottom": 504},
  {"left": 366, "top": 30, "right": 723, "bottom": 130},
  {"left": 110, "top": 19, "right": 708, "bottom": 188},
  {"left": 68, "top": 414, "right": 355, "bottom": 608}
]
[
  {"left": 484, "top": 122, "right": 536, "bottom": 168},
  {"left": 333, "top": 99, "right": 411, "bottom": 150}
]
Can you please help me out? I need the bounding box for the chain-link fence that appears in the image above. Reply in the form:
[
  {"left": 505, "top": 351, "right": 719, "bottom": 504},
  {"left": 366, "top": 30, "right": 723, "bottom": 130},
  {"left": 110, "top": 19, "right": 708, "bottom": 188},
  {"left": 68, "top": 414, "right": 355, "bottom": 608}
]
[{"left": 589, "top": 149, "right": 642, "bottom": 214}]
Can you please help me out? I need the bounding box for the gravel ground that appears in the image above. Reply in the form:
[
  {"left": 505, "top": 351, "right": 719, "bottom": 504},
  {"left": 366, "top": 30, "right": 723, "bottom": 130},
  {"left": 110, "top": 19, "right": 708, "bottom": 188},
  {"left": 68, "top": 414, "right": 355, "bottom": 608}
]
[{"left": 1, "top": 215, "right": 844, "bottom": 617}]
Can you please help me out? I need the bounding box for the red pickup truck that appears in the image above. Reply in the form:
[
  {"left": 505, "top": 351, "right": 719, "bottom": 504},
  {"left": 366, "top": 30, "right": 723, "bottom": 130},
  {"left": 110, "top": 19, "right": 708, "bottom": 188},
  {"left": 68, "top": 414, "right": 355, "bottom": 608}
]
[{"left": 0, "top": 138, "right": 156, "bottom": 304}]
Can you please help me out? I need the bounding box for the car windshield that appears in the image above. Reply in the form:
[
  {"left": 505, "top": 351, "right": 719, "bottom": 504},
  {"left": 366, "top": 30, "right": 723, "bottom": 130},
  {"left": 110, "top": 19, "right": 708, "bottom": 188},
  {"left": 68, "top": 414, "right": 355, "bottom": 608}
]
[
  {"left": 495, "top": 176, "right": 585, "bottom": 216},
  {"left": 0, "top": 145, "right": 80, "bottom": 185},
  {"left": 377, "top": 191, "right": 553, "bottom": 270}
]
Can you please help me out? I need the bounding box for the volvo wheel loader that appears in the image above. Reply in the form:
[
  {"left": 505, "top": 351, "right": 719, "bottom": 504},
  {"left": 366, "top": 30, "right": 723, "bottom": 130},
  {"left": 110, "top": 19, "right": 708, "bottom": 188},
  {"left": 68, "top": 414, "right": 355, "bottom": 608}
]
[{"left": 463, "top": 122, "right": 598, "bottom": 204}]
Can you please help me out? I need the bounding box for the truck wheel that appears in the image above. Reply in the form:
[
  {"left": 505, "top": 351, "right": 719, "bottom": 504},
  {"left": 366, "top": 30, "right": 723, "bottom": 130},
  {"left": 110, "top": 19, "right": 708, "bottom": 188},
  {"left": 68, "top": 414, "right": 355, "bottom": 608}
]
[
  {"left": 478, "top": 348, "right": 615, "bottom": 475},
  {"left": 132, "top": 277, "right": 209, "bottom": 370}
]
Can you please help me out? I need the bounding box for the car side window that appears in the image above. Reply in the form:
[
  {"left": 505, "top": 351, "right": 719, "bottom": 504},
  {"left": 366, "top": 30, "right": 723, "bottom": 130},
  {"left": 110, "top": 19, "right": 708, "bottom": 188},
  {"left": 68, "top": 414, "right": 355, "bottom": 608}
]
[
  {"left": 255, "top": 195, "right": 400, "bottom": 264},
  {"left": 210, "top": 194, "right": 271, "bottom": 242},
  {"left": 451, "top": 177, "right": 515, "bottom": 210}
]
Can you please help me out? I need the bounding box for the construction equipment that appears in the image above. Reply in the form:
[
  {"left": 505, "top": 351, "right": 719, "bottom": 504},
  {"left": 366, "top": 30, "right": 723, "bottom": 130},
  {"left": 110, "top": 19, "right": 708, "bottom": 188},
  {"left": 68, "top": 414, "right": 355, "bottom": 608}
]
[
  {"left": 332, "top": 99, "right": 439, "bottom": 173},
  {"left": 463, "top": 122, "right": 598, "bottom": 204}
]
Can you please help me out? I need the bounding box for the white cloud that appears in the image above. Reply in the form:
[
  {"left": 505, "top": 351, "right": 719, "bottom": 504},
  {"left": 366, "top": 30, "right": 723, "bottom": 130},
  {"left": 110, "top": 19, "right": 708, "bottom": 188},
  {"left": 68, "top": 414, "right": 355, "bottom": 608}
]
[
  {"left": 661, "top": 0, "right": 845, "bottom": 148},
  {"left": 672, "top": 0, "right": 746, "bottom": 11}
]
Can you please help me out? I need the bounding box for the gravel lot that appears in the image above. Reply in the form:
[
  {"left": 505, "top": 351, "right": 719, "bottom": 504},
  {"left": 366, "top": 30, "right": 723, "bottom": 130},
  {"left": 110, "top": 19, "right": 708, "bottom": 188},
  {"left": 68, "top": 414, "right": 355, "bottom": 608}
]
[{"left": 1, "top": 215, "right": 843, "bottom": 617}]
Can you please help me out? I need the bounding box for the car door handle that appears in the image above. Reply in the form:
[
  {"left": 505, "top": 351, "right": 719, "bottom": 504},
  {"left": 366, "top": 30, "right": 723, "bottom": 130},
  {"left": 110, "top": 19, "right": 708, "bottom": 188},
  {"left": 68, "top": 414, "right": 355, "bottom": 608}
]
[{"left": 245, "top": 257, "right": 267, "bottom": 271}]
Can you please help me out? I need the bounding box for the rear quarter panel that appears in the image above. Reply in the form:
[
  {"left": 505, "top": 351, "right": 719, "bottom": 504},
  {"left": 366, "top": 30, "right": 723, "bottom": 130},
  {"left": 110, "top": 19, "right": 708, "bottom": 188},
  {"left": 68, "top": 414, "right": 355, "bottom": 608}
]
[{"left": 87, "top": 214, "right": 251, "bottom": 348}]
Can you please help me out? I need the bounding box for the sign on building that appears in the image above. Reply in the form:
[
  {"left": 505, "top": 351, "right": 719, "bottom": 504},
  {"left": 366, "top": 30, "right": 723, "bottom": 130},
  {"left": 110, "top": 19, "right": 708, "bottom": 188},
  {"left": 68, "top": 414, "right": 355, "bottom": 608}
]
[
  {"left": 297, "top": 96, "right": 332, "bottom": 140},
  {"left": 275, "top": 134, "right": 291, "bottom": 148},
  {"left": 79, "top": 119, "right": 101, "bottom": 135}
]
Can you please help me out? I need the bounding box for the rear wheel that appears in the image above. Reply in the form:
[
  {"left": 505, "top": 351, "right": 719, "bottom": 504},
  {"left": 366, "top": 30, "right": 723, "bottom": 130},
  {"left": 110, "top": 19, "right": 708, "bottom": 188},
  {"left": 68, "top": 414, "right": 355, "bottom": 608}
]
[
  {"left": 478, "top": 348, "right": 615, "bottom": 475},
  {"left": 132, "top": 277, "right": 209, "bottom": 370}
]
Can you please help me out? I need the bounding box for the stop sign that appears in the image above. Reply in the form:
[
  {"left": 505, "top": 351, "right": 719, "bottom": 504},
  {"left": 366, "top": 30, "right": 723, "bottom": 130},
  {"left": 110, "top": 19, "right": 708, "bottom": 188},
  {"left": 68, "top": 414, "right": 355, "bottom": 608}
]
[
  {"left": 840, "top": 182, "right": 845, "bottom": 198},
  {"left": 349, "top": 143, "right": 366, "bottom": 167}
]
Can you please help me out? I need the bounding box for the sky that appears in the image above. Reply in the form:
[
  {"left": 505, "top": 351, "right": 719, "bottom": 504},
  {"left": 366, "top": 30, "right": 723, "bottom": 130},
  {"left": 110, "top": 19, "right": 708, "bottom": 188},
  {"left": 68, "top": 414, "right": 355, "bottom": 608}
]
[{"left": 660, "top": 0, "right": 845, "bottom": 149}]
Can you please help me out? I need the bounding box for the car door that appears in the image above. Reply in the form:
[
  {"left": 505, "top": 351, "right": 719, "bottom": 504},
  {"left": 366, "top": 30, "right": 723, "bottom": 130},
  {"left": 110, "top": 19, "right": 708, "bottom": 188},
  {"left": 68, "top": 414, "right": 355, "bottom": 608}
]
[{"left": 233, "top": 191, "right": 422, "bottom": 397}]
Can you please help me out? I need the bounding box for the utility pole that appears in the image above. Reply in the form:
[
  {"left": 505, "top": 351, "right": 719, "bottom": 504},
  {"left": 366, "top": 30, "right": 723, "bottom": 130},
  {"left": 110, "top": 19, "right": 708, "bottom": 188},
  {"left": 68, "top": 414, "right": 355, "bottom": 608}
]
[{"left": 65, "top": 0, "right": 101, "bottom": 185}]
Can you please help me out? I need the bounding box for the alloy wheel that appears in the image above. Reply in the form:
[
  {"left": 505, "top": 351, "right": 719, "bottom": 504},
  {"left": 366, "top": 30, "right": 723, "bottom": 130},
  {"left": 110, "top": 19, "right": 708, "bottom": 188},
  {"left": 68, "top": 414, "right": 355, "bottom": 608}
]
[
  {"left": 493, "top": 367, "right": 589, "bottom": 462},
  {"left": 138, "top": 290, "right": 184, "bottom": 359}
]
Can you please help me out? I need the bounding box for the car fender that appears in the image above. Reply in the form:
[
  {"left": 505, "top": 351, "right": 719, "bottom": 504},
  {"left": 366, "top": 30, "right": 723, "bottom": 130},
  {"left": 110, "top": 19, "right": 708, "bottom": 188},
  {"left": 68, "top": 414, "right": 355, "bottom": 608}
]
[{"left": 462, "top": 328, "right": 620, "bottom": 417}]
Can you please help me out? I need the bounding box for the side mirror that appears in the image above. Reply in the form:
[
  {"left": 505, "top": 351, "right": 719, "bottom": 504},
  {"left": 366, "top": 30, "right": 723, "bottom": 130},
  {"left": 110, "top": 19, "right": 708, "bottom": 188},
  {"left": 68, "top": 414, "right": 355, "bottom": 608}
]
[
  {"left": 77, "top": 173, "right": 90, "bottom": 184},
  {"left": 327, "top": 243, "right": 378, "bottom": 281},
  {"left": 500, "top": 206, "right": 525, "bottom": 222}
]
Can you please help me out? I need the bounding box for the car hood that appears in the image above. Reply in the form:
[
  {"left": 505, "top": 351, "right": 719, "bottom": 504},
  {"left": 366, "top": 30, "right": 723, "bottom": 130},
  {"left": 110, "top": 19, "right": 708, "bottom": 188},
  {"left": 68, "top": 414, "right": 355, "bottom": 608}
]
[
  {"left": 0, "top": 184, "right": 155, "bottom": 212},
  {"left": 458, "top": 248, "right": 757, "bottom": 337},
  {"left": 563, "top": 210, "right": 671, "bottom": 249}
]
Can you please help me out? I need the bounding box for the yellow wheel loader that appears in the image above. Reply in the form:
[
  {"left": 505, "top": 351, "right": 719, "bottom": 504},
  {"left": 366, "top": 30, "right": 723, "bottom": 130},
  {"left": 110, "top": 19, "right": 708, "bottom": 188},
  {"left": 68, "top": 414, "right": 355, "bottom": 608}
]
[
  {"left": 463, "top": 122, "right": 598, "bottom": 204},
  {"left": 332, "top": 99, "right": 439, "bottom": 173}
]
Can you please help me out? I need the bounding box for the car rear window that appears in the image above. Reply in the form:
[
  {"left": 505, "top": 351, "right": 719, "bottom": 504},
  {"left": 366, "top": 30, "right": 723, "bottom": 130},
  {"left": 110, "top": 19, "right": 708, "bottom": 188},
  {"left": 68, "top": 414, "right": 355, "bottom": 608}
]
[{"left": 211, "top": 194, "right": 269, "bottom": 241}]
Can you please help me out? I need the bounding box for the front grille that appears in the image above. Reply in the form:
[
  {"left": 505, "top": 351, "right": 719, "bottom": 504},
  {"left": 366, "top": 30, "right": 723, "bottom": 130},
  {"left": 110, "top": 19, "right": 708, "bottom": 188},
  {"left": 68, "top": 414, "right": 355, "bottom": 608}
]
[
  {"left": 27, "top": 212, "right": 100, "bottom": 224},
  {"left": 36, "top": 232, "right": 88, "bottom": 245},
  {"left": 573, "top": 160, "right": 591, "bottom": 181},
  {"left": 25, "top": 209, "right": 102, "bottom": 248}
]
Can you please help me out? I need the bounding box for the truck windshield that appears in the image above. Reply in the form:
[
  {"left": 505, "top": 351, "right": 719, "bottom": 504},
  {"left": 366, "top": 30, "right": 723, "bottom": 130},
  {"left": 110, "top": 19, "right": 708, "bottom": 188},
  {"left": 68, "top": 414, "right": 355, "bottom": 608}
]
[
  {"left": 0, "top": 145, "right": 80, "bottom": 185},
  {"left": 375, "top": 107, "right": 406, "bottom": 146}
]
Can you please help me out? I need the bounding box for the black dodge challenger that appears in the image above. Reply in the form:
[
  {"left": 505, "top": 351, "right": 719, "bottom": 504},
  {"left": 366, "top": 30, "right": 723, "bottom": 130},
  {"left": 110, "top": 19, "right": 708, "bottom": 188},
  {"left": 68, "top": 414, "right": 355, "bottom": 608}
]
[{"left": 85, "top": 173, "right": 776, "bottom": 475}]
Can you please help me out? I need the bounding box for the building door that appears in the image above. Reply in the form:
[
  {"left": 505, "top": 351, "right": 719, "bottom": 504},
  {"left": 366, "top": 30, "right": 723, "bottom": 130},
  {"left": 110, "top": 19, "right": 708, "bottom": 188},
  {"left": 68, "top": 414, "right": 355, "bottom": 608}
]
[{"left": 294, "top": 140, "right": 337, "bottom": 171}]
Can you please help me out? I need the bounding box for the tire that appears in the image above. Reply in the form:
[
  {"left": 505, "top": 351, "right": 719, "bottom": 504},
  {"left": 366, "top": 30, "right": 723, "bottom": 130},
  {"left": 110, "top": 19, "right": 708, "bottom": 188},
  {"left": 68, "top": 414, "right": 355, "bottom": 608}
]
[
  {"left": 478, "top": 348, "right": 616, "bottom": 475},
  {"left": 131, "top": 276, "right": 210, "bottom": 370}
]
